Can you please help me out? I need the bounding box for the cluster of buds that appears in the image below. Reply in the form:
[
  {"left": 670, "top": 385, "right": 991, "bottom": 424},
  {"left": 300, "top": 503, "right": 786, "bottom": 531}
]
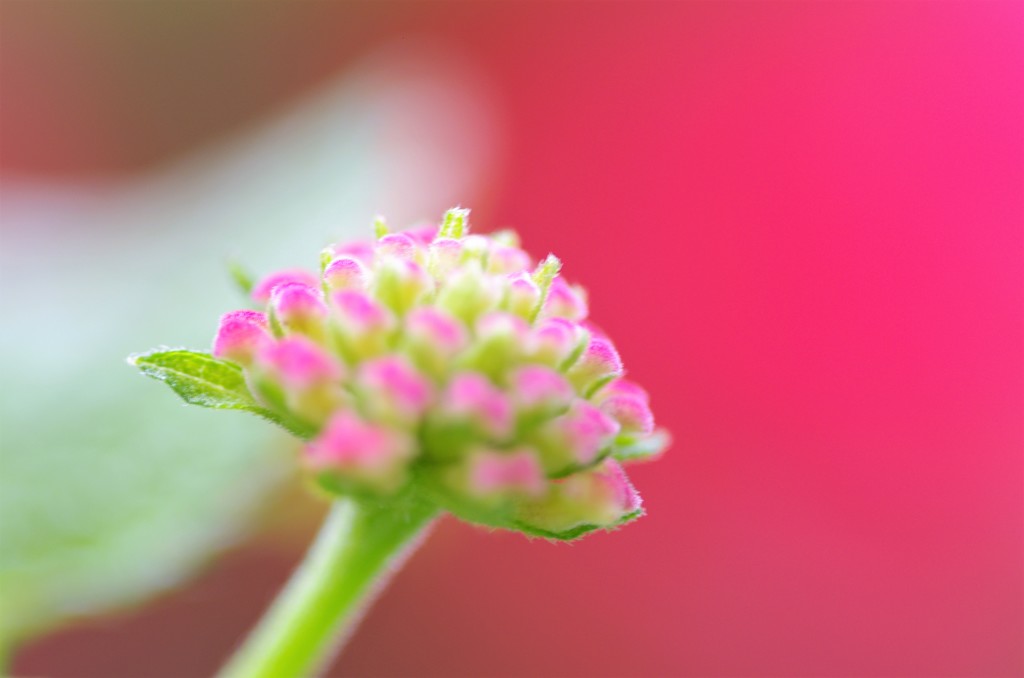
[{"left": 212, "top": 209, "right": 667, "bottom": 539}]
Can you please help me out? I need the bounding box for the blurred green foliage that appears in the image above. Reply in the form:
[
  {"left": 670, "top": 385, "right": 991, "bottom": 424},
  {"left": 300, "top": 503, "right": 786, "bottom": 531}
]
[{"left": 0, "top": 59, "right": 492, "bottom": 646}]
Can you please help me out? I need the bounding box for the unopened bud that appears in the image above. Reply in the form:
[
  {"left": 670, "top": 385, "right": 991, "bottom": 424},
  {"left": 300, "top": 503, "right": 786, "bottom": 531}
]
[
  {"left": 540, "top": 276, "right": 588, "bottom": 321},
  {"left": 253, "top": 336, "right": 345, "bottom": 423},
  {"left": 405, "top": 224, "right": 438, "bottom": 245},
  {"left": 270, "top": 283, "right": 328, "bottom": 338},
  {"left": 356, "top": 357, "right": 433, "bottom": 427},
  {"left": 331, "top": 240, "right": 375, "bottom": 266},
  {"left": 459, "top": 312, "right": 530, "bottom": 380},
  {"left": 595, "top": 380, "right": 654, "bottom": 435},
  {"left": 427, "top": 238, "right": 463, "bottom": 279},
  {"left": 402, "top": 307, "right": 469, "bottom": 378},
  {"left": 463, "top": 448, "right": 546, "bottom": 500},
  {"left": 371, "top": 257, "right": 432, "bottom": 316},
  {"left": 438, "top": 373, "right": 513, "bottom": 439},
  {"left": 212, "top": 310, "right": 272, "bottom": 365},
  {"left": 323, "top": 256, "right": 368, "bottom": 291},
  {"left": 595, "top": 378, "right": 650, "bottom": 405},
  {"left": 529, "top": 318, "right": 588, "bottom": 369},
  {"left": 504, "top": 273, "right": 541, "bottom": 319},
  {"left": 487, "top": 245, "right": 532, "bottom": 275},
  {"left": 252, "top": 269, "right": 320, "bottom": 304},
  {"left": 513, "top": 459, "right": 641, "bottom": 536},
  {"left": 329, "top": 290, "right": 395, "bottom": 361},
  {"left": 305, "top": 412, "right": 414, "bottom": 494},
  {"left": 459, "top": 234, "right": 492, "bottom": 267},
  {"left": 376, "top": 232, "right": 421, "bottom": 262},
  {"left": 566, "top": 336, "right": 623, "bottom": 395},
  {"left": 255, "top": 336, "right": 342, "bottom": 388},
  {"left": 489, "top": 229, "right": 521, "bottom": 248},
  {"left": 535, "top": 401, "right": 620, "bottom": 473},
  {"left": 511, "top": 365, "right": 574, "bottom": 414},
  {"left": 436, "top": 265, "right": 503, "bottom": 325}
]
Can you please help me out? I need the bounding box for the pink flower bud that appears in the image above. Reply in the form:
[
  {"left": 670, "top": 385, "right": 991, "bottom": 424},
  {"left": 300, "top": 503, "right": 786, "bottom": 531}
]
[
  {"left": 560, "top": 458, "right": 642, "bottom": 522},
  {"left": 459, "top": 234, "right": 492, "bottom": 264},
  {"left": 566, "top": 336, "right": 623, "bottom": 394},
  {"left": 323, "top": 256, "right": 368, "bottom": 291},
  {"left": 540, "top": 276, "right": 588, "bottom": 321},
  {"left": 504, "top": 272, "right": 541, "bottom": 319},
  {"left": 462, "top": 312, "right": 531, "bottom": 380},
  {"left": 561, "top": 401, "right": 621, "bottom": 465},
  {"left": 466, "top": 448, "right": 545, "bottom": 499},
  {"left": 251, "top": 336, "right": 345, "bottom": 424},
  {"left": 536, "top": 401, "right": 620, "bottom": 472},
  {"left": 529, "top": 318, "right": 587, "bottom": 368},
  {"left": 252, "top": 269, "right": 320, "bottom": 304},
  {"left": 595, "top": 378, "right": 650, "bottom": 405},
  {"left": 436, "top": 265, "right": 504, "bottom": 325},
  {"left": 513, "top": 459, "right": 642, "bottom": 535},
  {"left": 330, "top": 290, "right": 394, "bottom": 360},
  {"left": 357, "top": 357, "right": 433, "bottom": 426},
  {"left": 270, "top": 283, "right": 328, "bottom": 337},
  {"left": 405, "top": 224, "right": 438, "bottom": 245},
  {"left": 407, "top": 307, "right": 467, "bottom": 354},
  {"left": 403, "top": 307, "right": 468, "bottom": 376},
  {"left": 305, "top": 412, "right": 414, "bottom": 493},
  {"left": 212, "top": 310, "right": 271, "bottom": 365},
  {"left": 427, "top": 238, "right": 463, "bottom": 278},
  {"left": 511, "top": 365, "right": 574, "bottom": 412},
  {"left": 597, "top": 392, "right": 654, "bottom": 435},
  {"left": 331, "top": 240, "right": 375, "bottom": 265},
  {"left": 476, "top": 311, "right": 531, "bottom": 344},
  {"left": 440, "top": 373, "right": 513, "bottom": 438},
  {"left": 255, "top": 336, "right": 342, "bottom": 390},
  {"left": 371, "top": 257, "right": 432, "bottom": 315},
  {"left": 487, "top": 245, "right": 532, "bottom": 275},
  {"left": 331, "top": 289, "right": 390, "bottom": 332},
  {"left": 376, "top": 232, "right": 420, "bottom": 261}
]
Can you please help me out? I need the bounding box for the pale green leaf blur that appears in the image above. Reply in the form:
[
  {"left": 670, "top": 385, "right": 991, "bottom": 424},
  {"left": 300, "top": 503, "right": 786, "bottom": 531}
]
[{"left": 0, "top": 46, "right": 496, "bottom": 644}]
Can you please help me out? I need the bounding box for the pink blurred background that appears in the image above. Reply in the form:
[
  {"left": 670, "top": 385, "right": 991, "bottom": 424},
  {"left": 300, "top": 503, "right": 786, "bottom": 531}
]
[{"left": 4, "top": 2, "right": 1022, "bottom": 676}]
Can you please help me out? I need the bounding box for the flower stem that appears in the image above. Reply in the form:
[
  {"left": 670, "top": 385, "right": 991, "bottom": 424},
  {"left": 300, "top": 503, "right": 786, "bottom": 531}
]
[{"left": 218, "top": 497, "right": 438, "bottom": 678}]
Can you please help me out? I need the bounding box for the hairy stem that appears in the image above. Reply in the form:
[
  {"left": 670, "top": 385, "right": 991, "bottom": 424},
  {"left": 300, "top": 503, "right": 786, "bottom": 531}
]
[{"left": 218, "top": 497, "right": 437, "bottom": 678}]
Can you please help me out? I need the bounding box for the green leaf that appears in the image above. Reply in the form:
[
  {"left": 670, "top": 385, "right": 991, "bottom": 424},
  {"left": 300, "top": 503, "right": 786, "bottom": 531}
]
[
  {"left": 130, "top": 349, "right": 256, "bottom": 408},
  {"left": 227, "top": 259, "right": 255, "bottom": 298},
  {"left": 129, "top": 350, "right": 314, "bottom": 439}
]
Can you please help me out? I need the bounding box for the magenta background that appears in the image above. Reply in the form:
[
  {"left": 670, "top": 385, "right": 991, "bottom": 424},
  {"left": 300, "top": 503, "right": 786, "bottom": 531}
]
[{"left": 6, "top": 2, "right": 1023, "bottom": 676}]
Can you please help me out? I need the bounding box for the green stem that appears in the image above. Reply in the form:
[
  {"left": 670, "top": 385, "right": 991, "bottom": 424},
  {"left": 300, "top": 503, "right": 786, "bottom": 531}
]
[{"left": 218, "top": 497, "right": 438, "bottom": 678}]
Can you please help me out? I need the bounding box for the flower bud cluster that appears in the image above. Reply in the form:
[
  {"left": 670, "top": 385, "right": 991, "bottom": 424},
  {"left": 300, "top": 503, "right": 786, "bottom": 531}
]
[{"left": 212, "top": 209, "right": 667, "bottom": 539}]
